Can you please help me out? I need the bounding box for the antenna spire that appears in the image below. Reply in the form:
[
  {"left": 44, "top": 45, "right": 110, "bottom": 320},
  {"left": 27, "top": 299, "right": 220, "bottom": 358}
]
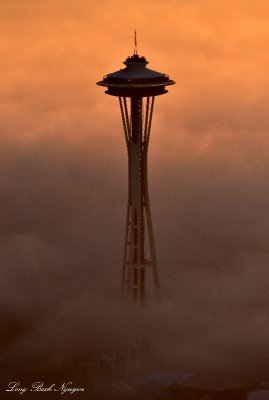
[{"left": 134, "top": 29, "right": 138, "bottom": 55}]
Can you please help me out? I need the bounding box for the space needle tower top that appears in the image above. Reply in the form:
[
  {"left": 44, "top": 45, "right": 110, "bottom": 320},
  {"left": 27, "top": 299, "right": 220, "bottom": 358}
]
[{"left": 97, "top": 33, "right": 175, "bottom": 97}]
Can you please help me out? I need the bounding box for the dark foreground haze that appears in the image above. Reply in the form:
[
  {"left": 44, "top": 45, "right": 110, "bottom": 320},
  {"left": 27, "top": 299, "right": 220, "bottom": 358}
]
[{"left": 1, "top": 0, "right": 269, "bottom": 397}]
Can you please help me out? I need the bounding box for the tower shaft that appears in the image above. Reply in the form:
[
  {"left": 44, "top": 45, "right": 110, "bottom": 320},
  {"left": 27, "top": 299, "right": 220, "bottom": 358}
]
[
  {"left": 119, "top": 96, "right": 160, "bottom": 304},
  {"left": 97, "top": 50, "right": 174, "bottom": 376}
]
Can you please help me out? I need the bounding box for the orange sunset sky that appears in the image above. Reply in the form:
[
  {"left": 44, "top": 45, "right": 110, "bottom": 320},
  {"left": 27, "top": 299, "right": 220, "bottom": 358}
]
[
  {"left": 1, "top": 0, "right": 269, "bottom": 383},
  {"left": 2, "top": 0, "right": 269, "bottom": 155}
]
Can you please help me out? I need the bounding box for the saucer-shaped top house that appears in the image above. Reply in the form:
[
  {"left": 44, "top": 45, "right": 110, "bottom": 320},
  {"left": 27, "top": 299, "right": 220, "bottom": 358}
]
[{"left": 97, "top": 53, "right": 174, "bottom": 97}]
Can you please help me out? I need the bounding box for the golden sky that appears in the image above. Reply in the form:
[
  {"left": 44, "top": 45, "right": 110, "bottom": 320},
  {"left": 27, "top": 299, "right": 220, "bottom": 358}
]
[{"left": 2, "top": 0, "right": 269, "bottom": 154}]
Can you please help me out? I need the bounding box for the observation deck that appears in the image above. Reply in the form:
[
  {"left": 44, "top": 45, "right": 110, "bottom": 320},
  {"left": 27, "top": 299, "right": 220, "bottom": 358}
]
[{"left": 97, "top": 54, "right": 175, "bottom": 97}]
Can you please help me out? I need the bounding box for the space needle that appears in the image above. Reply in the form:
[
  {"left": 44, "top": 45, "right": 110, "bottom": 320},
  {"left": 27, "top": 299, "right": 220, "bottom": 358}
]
[{"left": 97, "top": 33, "right": 175, "bottom": 305}]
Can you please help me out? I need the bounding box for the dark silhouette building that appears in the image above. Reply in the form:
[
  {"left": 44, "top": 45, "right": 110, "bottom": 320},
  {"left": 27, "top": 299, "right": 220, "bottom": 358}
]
[{"left": 170, "top": 378, "right": 247, "bottom": 400}]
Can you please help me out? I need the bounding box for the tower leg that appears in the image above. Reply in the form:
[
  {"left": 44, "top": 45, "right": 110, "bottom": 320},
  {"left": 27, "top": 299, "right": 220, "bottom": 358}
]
[{"left": 120, "top": 95, "right": 159, "bottom": 303}]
